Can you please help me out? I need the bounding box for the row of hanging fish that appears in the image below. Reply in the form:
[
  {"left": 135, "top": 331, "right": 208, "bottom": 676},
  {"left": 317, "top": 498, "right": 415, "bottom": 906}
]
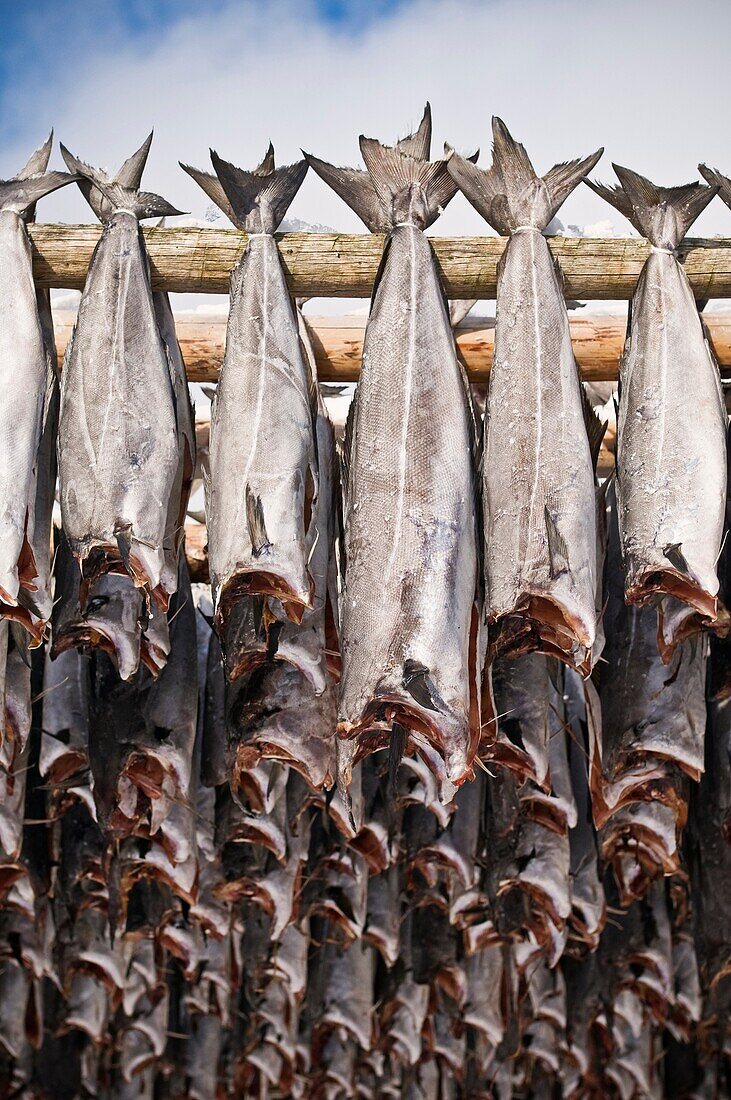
[
  {"left": 1, "top": 107, "right": 731, "bottom": 1096},
  {"left": 3, "top": 111, "right": 731, "bottom": 789}
]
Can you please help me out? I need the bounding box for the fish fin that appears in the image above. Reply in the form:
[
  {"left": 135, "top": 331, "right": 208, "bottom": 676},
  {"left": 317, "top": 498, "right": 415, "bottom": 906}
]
[
  {"left": 450, "top": 117, "right": 600, "bottom": 233},
  {"left": 388, "top": 723, "right": 408, "bottom": 797},
  {"left": 15, "top": 131, "right": 53, "bottom": 178},
  {"left": 303, "top": 152, "right": 385, "bottom": 232},
  {"left": 447, "top": 146, "right": 505, "bottom": 231},
  {"left": 699, "top": 164, "right": 731, "bottom": 212},
  {"left": 402, "top": 658, "right": 444, "bottom": 713},
  {"left": 395, "top": 103, "right": 432, "bottom": 161},
  {"left": 600, "top": 163, "right": 717, "bottom": 248},
  {"left": 663, "top": 543, "right": 690, "bottom": 575},
  {"left": 584, "top": 176, "right": 636, "bottom": 224},
  {"left": 114, "top": 133, "right": 153, "bottom": 190},
  {"left": 542, "top": 149, "right": 603, "bottom": 221},
  {"left": 580, "top": 383, "right": 608, "bottom": 474},
  {"left": 544, "top": 506, "right": 570, "bottom": 578},
  {"left": 336, "top": 740, "right": 356, "bottom": 831},
  {"left": 359, "top": 136, "right": 461, "bottom": 229},
  {"left": 179, "top": 162, "right": 237, "bottom": 224},
  {"left": 245, "top": 487, "right": 272, "bottom": 558},
  {"left": 254, "top": 142, "right": 276, "bottom": 176},
  {"left": 115, "top": 523, "right": 135, "bottom": 578},
  {"left": 0, "top": 169, "right": 78, "bottom": 217},
  {"left": 210, "top": 147, "right": 307, "bottom": 233},
  {"left": 60, "top": 142, "right": 183, "bottom": 221}
]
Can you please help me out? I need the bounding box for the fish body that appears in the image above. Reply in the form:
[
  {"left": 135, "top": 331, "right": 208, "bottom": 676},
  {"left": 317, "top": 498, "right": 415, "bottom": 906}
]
[
  {"left": 58, "top": 138, "right": 182, "bottom": 608},
  {"left": 208, "top": 235, "right": 315, "bottom": 618},
  {"left": 0, "top": 136, "right": 76, "bottom": 640},
  {"left": 154, "top": 289, "right": 196, "bottom": 598},
  {"left": 588, "top": 165, "right": 725, "bottom": 652},
  {"left": 182, "top": 148, "right": 313, "bottom": 632},
  {"left": 307, "top": 107, "right": 479, "bottom": 784},
  {"left": 598, "top": 485, "right": 706, "bottom": 799},
  {"left": 448, "top": 119, "right": 603, "bottom": 674}
]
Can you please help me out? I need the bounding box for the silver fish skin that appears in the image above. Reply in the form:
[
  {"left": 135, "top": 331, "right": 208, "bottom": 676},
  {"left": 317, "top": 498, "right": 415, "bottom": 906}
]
[
  {"left": 58, "top": 140, "right": 183, "bottom": 609},
  {"left": 0, "top": 136, "right": 76, "bottom": 638},
  {"left": 308, "top": 111, "right": 479, "bottom": 784},
  {"left": 588, "top": 165, "right": 726, "bottom": 652},
  {"left": 182, "top": 148, "right": 313, "bottom": 631},
  {"left": 154, "top": 288, "right": 196, "bottom": 597},
  {"left": 448, "top": 119, "right": 603, "bottom": 674}
]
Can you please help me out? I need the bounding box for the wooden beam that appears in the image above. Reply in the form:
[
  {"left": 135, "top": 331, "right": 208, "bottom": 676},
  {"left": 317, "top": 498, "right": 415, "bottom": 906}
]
[
  {"left": 51, "top": 308, "right": 731, "bottom": 384},
  {"left": 29, "top": 224, "right": 731, "bottom": 299}
]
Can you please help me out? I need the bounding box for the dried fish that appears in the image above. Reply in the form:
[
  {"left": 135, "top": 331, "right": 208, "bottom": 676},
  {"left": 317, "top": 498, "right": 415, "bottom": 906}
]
[
  {"left": 449, "top": 118, "right": 603, "bottom": 674},
  {"left": 306, "top": 105, "right": 480, "bottom": 784},
  {"left": 58, "top": 136, "right": 182, "bottom": 607},
  {"left": 0, "top": 133, "right": 75, "bottom": 641},
  {"left": 588, "top": 165, "right": 727, "bottom": 653},
  {"left": 181, "top": 145, "right": 315, "bottom": 634}
]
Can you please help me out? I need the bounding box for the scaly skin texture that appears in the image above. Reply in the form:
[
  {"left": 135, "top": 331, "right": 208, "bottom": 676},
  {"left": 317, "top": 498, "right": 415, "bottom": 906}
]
[
  {"left": 617, "top": 252, "right": 726, "bottom": 627},
  {"left": 0, "top": 211, "right": 47, "bottom": 618},
  {"left": 338, "top": 225, "right": 479, "bottom": 784},
  {"left": 207, "top": 234, "right": 316, "bottom": 624},
  {"left": 485, "top": 229, "right": 597, "bottom": 670},
  {"left": 58, "top": 211, "right": 179, "bottom": 607}
]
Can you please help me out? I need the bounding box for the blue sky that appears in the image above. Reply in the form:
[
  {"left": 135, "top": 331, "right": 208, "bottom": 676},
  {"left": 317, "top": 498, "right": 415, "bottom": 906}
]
[
  {"left": 0, "top": 0, "right": 409, "bottom": 144},
  {"left": 2, "top": 0, "right": 731, "bottom": 241}
]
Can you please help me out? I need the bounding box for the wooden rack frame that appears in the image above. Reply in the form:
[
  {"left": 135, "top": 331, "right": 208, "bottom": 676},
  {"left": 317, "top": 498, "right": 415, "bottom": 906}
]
[{"left": 31, "top": 225, "right": 731, "bottom": 299}]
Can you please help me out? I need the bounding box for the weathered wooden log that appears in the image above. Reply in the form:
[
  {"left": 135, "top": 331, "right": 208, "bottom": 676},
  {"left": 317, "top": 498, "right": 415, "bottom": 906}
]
[
  {"left": 29, "top": 224, "right": 731, "bottom": 299},
  {"left": 51, "top": 307, "right": 731, "bottom": 383}
]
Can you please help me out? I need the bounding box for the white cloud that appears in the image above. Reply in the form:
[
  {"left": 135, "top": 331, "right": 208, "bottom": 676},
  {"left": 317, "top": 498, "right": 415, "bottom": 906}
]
[{"left": 3, "top": 0, "right": 731, "bottom": 266}]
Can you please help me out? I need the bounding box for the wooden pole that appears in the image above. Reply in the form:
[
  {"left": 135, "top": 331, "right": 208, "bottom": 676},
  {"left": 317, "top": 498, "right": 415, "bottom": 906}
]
[
  {"left": 30, "top": 224, "right": 731, "bottom": 300},
  {"left": 51, "top": 307, "right": 731, "bottom": 383}
]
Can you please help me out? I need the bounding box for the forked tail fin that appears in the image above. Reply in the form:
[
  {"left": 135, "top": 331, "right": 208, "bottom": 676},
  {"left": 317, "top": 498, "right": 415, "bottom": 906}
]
[
  {"left": 60, "top": 135, "right": 184, "bottom": 223},
  {"left": 305, "top": 103, "right": 475, "bottom": 232},
  {"left": 699, "top": 163, "right": 731, "bottom": 212},
  {"left": 448, "top": 116, "right": 602, "bottom": 234},
  {"left": 187, "top": 144, "right": 307, "bottom": 234},
  {"left": 0, "top": 130, "right": 78, "bottom": 217},
  {"left": 587, "top": 164, "right": 716, "bottom": 249}
]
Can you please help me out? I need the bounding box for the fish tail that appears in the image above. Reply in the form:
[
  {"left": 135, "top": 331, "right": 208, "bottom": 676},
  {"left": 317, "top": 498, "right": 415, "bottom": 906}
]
[
  {"left": 0, "top": 130, "right": 77, "bottom": 217},
  {"left": 449, "top": 117, "right": 601, "bottom": 233},
  {"left": 207, "top": 145, "right": 307, "bottom": 233},
  {"left": 589, "top": 164, "right": 716, "bottom": 249},
  {"left": 60, "top": 136, "right": 184, "bottom": 222},
  {"left": 358, "top": 129, "right": 469, "bottom": 230}
]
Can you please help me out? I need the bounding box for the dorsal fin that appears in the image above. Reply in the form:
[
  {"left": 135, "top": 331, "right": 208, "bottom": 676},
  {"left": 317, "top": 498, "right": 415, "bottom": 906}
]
[
  {"left": 589, "top": 163, "right": 716, "bottom": 249},
  {"left": 448, "top": 116, "right": 602, "bottom": 234},
  {"left": 60, "top": 138, "right": 183, "bottom": 223},
  {"left": 208, "top": 145, "right": 307, "bottom": 234}
]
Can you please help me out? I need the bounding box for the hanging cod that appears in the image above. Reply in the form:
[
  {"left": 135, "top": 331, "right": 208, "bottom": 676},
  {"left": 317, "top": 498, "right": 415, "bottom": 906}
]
[
  {"left": 587, "top": 164, "right": 727, "bottom": 658},
  {"left": 58, "top": 135, "right": 183, "bottom": 610},
  {"left": 448, "top": 118, "right": 604, "bottom": 675},
  {"left": 305, "top": 105, "right": 481, "bottom": 786},
  {"left": 180, "top": 144, "right": 316, "bottom": 673},
  {"left": 0, "top": 132, "right": 77, "bottom": 643}
]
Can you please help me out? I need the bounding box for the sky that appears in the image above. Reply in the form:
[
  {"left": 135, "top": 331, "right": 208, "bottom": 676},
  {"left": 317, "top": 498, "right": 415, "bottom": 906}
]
[{"left": 2, "top": 0, "right": 731, "bottom": 249}]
